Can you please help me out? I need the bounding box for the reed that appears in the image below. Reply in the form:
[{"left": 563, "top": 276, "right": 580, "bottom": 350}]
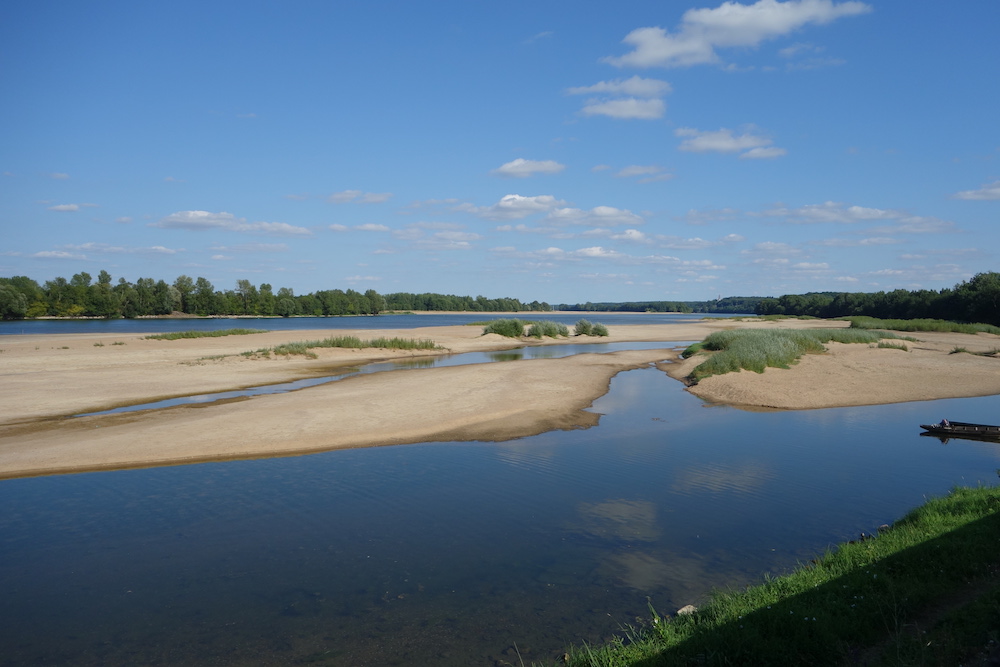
[
  {"left": 552, "top": 485, "right": 1000, "bottom": 667},
  {"left": 144, "top": 328, "right": 268, "bottom": 340}
]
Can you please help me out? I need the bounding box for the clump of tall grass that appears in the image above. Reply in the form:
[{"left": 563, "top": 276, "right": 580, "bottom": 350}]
[
  {"left": 144, "top": 328, "right": 268, "bottom": 340},
  {"left": 482, "top": 318, "right": 530, "bottom": 337},
  {"left": 876, "top": 340, "right": 909, "bottom": 351},
  {"left": 574, "top": 319, "right": 610, "bottom": 337},
  {"left": 527, "top": 321, "right": 569, "bottom": 338},
  {"left": 557, "top": 485, "right": 1000, "bottom": 667},
  {"left": 846, "top": 316, "right": 1000, "bottom": 335},
  {"left": 684, "top": 328, "right": 899, "bottom": 382},
  {"left": 262, "top": 336, "right": 441, "bottom": 358}
]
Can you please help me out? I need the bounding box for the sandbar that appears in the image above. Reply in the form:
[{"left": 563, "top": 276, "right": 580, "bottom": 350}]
[{"left": 1, "top": 318, "right": 998, "bottom": 479}]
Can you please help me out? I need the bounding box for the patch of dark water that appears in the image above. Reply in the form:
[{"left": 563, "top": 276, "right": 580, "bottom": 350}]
[
  {"left": 3, "top": 368, "right": 999, "bottom": 666},
  {"left": 73, "top": 341, "right": 677, "bottom": 417}
]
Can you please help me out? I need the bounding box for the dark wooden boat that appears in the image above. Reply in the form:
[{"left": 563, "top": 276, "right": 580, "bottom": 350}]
[{"left": 920, "top": 421, "right": 1000, "bottom": 442}]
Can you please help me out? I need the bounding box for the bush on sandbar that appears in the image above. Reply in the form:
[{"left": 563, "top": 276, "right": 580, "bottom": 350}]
[
  {"left": 527, "top": 321, "right": 569, "bottom": 338},
  {"left": 482, "top": 319, "right": 529, "bottom": 338}
]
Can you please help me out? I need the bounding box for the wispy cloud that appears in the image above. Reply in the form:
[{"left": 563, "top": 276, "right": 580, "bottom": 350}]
[
  {"left": 603, "top": 0, "right": 872, "bottom": 69},
  {"left": 61, "top": 242, "right": 180, "bottom": 255},
  {"left": 953, "top": 180, "right": 1000, "bottom": 200},
  {"left": 580, "top": 98, "right": 666, "bottom": 120},
  {"left": 546, "top": 206, "right": 644, "bottom": 227},
  {"left": 151, "top": 210, "right": 312, "bottom": 236},
  {"left": 491, "top": 158, "right": 566, "bottom": 178},
  {"left": 328, "top": 190, "right": 393, "bottom": 204},
  {"left": 566, "top": 75, "right": 672, "bottom": 97},
  {"left": 676, "top": 126, "right": 786, "bottom": 158}
]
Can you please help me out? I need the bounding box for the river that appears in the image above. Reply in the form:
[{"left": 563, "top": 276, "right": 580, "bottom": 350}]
[{"left": 1, "top": 319, "right": 998, "bottom": 665}]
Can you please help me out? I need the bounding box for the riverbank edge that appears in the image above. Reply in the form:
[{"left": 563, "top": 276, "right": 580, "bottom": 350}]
[{"left": 550, "top": 484, "right": 1000, "bottom": 667}]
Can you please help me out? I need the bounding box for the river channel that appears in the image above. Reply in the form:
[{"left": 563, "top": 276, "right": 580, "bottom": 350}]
[{"left": 2, "top": 318, "right": 999, "bottom": 665}]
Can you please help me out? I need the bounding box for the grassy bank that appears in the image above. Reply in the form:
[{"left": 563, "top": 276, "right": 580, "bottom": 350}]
[
  {"left": 551, "top": 485, "right": 1000, "bottom": 667},
  {"left": 681, "top": 328, "right": 906, "bottom": 383},
  {"left": 144, "top": 328, "right": 268, "bottom": 340},
  {"left": 248, "top": 335, "right": 441, "bottom": 359},
  {"left": 846, "top": 316, "right": 1000, "bottom": 335}
]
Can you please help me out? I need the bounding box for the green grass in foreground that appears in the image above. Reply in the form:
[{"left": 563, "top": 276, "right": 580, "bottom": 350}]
[
  {"left": 846, "top": 316, "right": 1000, "bottom": 335},
  {"left": 681, "top": 328, "right": 904, "bottom": 383},
  {"left": 257, "top": 335, "right": 441, "bottom": 359},
  {"left": 551, "top": 485, "right": 1000, "bottom": 667},
  {"left": 144, "top": 328, "right": 268, "bottom": 340}
]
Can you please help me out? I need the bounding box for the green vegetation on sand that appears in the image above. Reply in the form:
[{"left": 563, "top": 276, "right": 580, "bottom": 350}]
[
  {"left": 681, "top": 328, "right": 905, "bottom": 383},
  {"left": 144, "top": 328, "right": 268, "bottom": 340},
  {"left": 554, "top": 485, "right": 1000, "bottom": 667},
  {"left": 257, "top": 335, "right": 441, "bottom": 359}
]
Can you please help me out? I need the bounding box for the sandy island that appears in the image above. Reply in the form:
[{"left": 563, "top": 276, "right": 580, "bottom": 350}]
[{"left": 1, "top": 317, "right": 998, "bottom": 479}]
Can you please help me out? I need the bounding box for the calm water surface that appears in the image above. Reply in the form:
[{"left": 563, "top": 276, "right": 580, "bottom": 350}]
[
  {"left": 2, "top": 363, "right": 999, "bottom": 665},
  {"left": 0, "top": 312, "right": 742, "bottom": 336}
]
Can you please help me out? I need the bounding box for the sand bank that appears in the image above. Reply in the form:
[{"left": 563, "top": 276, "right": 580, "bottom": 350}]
[{"left": 1, "top": 319, "right": 998, "bottom": 478}]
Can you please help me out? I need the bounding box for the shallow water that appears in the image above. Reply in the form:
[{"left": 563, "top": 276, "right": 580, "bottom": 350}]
[{"left": 2, "top": 365, "right": 999, "bottom": 666}]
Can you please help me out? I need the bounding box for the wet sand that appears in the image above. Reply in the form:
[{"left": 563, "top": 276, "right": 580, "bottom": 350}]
[{"left": 1, "top": 318, "right": 998, "bottom": 478}]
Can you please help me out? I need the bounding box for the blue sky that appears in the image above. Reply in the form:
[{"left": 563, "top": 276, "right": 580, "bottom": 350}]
[{"left": 2, "top": 1, "right": 998, "bottom": 304}]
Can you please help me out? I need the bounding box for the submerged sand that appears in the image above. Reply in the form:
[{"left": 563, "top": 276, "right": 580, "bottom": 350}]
[{"left": 1, "top": 318, "right": 998, "bottom": 478}]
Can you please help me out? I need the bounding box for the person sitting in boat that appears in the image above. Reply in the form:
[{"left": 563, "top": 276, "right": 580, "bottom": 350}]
[{"left": 939, "top": 419, "right": 951, "bottom": 428}]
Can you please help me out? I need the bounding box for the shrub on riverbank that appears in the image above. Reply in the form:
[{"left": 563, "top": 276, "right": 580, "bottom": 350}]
[
  {"left": 682, "top": 328, "right": 902, "bottom": 382},
  {"left": 555, "top": 485, "right": 1000, "bottom": 667},
  {"left": 846, "top": 316, "right": 1000, "bottom": 335},
  {"left": 144, "top": 328, "right": 267, "bottom": 340}
]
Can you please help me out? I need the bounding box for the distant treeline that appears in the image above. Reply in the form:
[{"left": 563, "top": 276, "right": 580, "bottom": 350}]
[
  {"left": 0, "top": 271, "right": 551, "bottom": 319},
  {"left": 754, "top": 272, "right": 1000, "bottom": 326},
  {"left": 555, "top": 296, "right": 762, "bottom": 314}
]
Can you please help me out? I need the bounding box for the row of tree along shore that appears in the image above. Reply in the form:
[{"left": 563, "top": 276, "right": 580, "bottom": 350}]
[
  {"left": 560, "top": 272, "right": 999, "bottom": 327},
  {"left": 1, "top": 271, "right": 997, "bottom": 326},
  {"left": 0, "top": 271, "right": 553, "bottom": 319}
]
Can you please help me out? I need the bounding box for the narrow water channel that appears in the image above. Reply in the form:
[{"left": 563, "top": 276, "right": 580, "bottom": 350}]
[{"left": 75, "top": 341, "right": 677, "bottom": 417}]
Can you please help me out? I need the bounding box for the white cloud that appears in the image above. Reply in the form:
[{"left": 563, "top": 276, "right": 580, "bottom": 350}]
[
  {"left": 953, "top": 180, "right": 1000, "bottom": 200},
  {"left": 492, "top": 158, "right": 566, "bottom": 178},
  {"left": 48, "top": 203, "right": 79, "bottom": 212},
  {"left": 546, "top": 206, "right": 644, "bottom": 227},
  {"left": 49, "top": 172, "right": 70, "bottom": 180},
  {"left": 610, "top": 229, "right": 651, "bottom": 243},
  {"left": 356, "top": 223, "right": 390, "bottom": 232},
  {"left": 603, "top": 0, "right": 872, "bottom": 69},
  {"left": 581, "top": 97, "right": 665, "bottom": 119},
  {"left": 676, "top": 126, "right": 785, "bottom": 158},
  {"left": 151, "top": 210, "right": 312, "bottom": 236},
  {"left": 566, "top": 75, "right": 672, "bottom": 98},
  {"left": 458, "top": 194, "right": 567, "bottom": 220}
]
